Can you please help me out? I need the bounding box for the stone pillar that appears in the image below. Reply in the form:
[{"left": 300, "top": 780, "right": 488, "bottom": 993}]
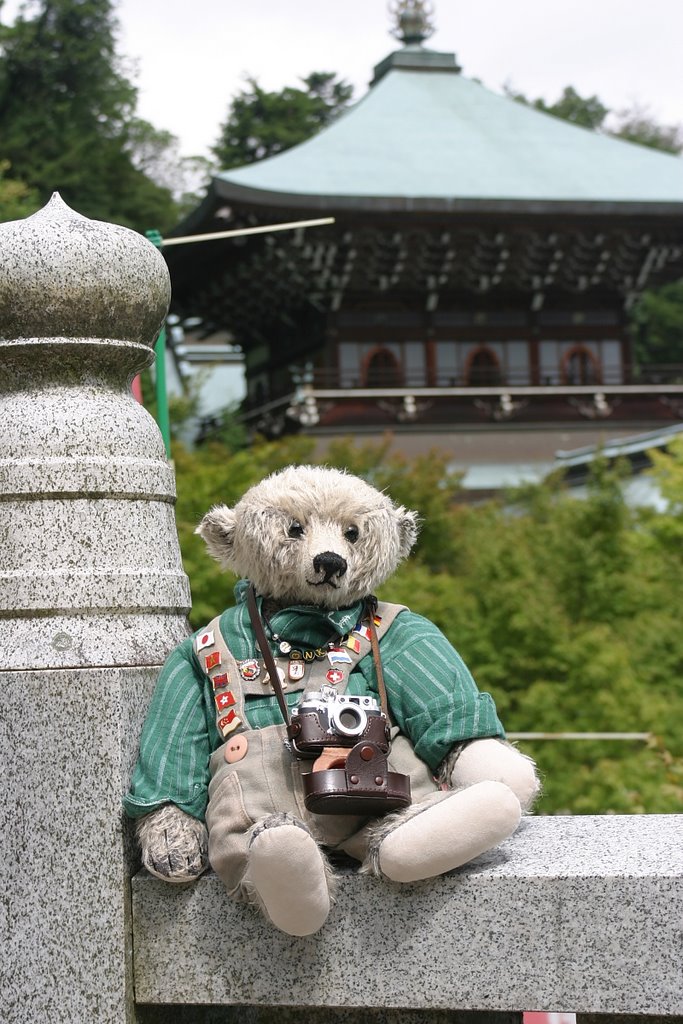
[{"left": 0, "top": 195, "right": 191, "bottom": 1023}]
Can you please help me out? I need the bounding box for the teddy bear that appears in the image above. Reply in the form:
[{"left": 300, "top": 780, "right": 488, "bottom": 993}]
[{"left": 125, "top": 464, "right": 539, "bottom": 936}]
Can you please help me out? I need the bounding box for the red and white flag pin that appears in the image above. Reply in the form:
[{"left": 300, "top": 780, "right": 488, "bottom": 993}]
[
  {"left": 195, "top": 629, "right": 215, "bottom": 653},
  {"left": 218, "top": 710, "right": 241, "bottom": 737},
  {"left": 215, "top": 690, "right": 236, "bottom": 711}
]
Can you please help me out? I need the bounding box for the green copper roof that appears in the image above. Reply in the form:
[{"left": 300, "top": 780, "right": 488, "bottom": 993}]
[{"left": 216, "top": 53, "right": 683, "bottom": 211}]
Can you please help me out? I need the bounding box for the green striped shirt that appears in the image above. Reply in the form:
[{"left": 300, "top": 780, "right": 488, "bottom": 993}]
[{"left": 124, "top": 593, "right": 504, "bottom": 821}]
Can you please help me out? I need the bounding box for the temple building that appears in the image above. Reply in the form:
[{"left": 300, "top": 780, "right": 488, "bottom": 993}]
[{"left": 167, "top": 2, "right": 683, "bottom": 485}]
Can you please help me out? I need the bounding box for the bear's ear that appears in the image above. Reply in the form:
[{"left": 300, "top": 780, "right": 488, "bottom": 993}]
[
  {"left": 396, "top": 507, "right": 420, "bottom": 559},
  {"left": 195, "top": 505, "right": 237, "bottom": 565}
]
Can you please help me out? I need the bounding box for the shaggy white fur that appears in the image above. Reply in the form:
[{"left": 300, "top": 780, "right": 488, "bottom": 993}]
[
  {"left": 449, "top": 738, "right": 540, "bottom": 811},
  {"left": 196, "top": 464, "right": 420, "bottom": 610},
  {"left": 137, "top": 804, "right": 208, "bottom": 883}
]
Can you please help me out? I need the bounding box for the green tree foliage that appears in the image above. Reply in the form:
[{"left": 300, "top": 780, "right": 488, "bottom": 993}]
[
  {"left": 0, "top": 0, "right": 178, "bottom": 230},
  {"left": 0, "top": 158, "right": 40, "bottom": 220},
  {"left": 213, "top": 72, "right": 353, "bottom": 170},
  {"left": 167, "top": 433, "right": 683, "bottom": 816},
  {"left": 125, "top": 117, "right": 216, "bottom": 218},
  {"left": 506, "top": 82, "right": 683, "bottom": 154},
  {"left": 612, "top": 104, "right": 683, "bottom": 155},
  {"left": 506, "top": 84, "right": 609, "bottom": 131},
  {"left": 631, "top": 280, "right": 683, "bottom": 365}
]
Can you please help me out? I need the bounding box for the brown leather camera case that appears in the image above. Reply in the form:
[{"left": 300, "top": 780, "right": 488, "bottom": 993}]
[{"left": 302, "top": 741, "right": 411, "bottom": 815}]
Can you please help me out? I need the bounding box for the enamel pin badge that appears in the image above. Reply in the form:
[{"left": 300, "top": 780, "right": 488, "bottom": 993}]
[
  {"left": 218, "top": 710, "right": 241, "bottom": 737},
  {"left": 204, "top": 651, "right": 221, "bottom": 672},
  {"left": 328, "top": 647, "right": 352, "bottom": 665},
  {"left": 263, "top": 666, "right": 287, "bottom": 690},
  {"left": 215, "top": 690, "right": 236, "bottom": 711},
  {"left": 239, "top": 659, "right": 260, "bottom": 680},
  {"left": 195, "top": 629, "right": 215, "bottom": 653},
  {"left": 288, "top": 661, "right": 306, "bottom": 681}
]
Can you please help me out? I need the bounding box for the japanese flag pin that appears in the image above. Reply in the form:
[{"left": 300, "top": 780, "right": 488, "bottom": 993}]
[{"left": 195, "top": 629, "right": 215, "bottom": 653}]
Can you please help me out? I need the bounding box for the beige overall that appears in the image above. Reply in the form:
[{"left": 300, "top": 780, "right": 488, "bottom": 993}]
[{"left": 198, "top": 602, "right": 440, "bottom": 898}]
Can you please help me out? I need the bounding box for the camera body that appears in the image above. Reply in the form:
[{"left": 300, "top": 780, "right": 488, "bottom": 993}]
[{"left": 289, "top": 685, "right": 391, "bottom": 757}]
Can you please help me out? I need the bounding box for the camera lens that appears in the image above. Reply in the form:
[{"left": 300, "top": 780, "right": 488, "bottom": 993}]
[{"left": 331, "top": 703, "right": 367, "bottom": 738}]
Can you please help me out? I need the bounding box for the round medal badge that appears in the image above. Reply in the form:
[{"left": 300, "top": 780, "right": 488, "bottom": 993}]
[{"left": 239, "top": 659, "right": 260, "bottom": 680}]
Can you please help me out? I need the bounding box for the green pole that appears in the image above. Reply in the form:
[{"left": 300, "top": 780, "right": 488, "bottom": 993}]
[{"left": 145, "top": 229, "right": 172, "bottom": 458}]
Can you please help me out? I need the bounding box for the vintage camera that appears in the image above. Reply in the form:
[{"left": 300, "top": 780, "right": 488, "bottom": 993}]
[
  {"left": 289, "top": 687, "right": 411, "bottom": 815},
  {"left": 289, "top": 686, "right": 390, "bottom": 757}
]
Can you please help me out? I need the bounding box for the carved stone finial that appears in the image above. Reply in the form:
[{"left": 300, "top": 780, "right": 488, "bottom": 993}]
[
  {"left": 0, "top": 192, "right": 170, "bottom": 345},
  {"left": 389, "top": 0, "right": 436, "bottom": 45},
  {"left": 0, "top": 193, "right": 189, "bottom": 671}
]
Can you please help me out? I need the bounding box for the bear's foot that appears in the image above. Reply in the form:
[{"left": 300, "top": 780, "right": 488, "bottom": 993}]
[
  {"left": 369, "top": 780, "right": 521, "bottom": 883},
  {"left": 246, "top": 813, "right": 333, "bottom": 936},
  {"left": 137, "top": 804, "right": 209, "bottom": 883}
]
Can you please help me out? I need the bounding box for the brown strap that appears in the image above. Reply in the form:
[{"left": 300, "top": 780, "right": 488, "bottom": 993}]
[
  {"left": 246, "top": 583, "right": 291, "bottom": 728},
  {"left": 367, "top": 603, "right": 389, "bottom": 719},
  {"left": 247, "top": 586, "right": 389, "bottom": 731}
]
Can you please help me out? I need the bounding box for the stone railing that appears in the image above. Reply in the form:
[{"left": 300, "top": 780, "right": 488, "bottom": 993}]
[
  {"left": 131, "top": 814, "right": 682, "bottom": 1024},
  {"left": 1, "top": 198, "right": 681, "bottom": 1024}
]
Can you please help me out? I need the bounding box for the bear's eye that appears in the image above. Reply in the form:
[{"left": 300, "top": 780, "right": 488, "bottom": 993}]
[
  {"left": 288, "top": 519, "right": 305, "bottom": 538},
  {"left": 344, "top": 525, "right": 359, "bottom": 543}
]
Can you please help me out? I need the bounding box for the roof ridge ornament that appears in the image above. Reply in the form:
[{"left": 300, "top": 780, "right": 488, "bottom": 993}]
[{"left": 390, "top": 0, "right": 436, "bottom": 45}]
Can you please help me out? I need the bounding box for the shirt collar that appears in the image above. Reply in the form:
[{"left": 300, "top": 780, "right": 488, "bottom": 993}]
[{"left": 235, "top": 579, "right": 365, "bottom": 646}]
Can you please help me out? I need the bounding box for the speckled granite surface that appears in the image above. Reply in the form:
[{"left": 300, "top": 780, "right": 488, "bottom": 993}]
[
  {"left": 132, "top": 814, "right": 683, "bottom": 1015},
  {"left": 2, "top": 667, "right": 157, "bottom": 1023},
  {"left": 0, "top": 193, "right": 170, "bottom": 343},
  {"left": 0, "top": 196, "right": 190, "bottom": 1023},
  {"left": 0, "top": 194, "right": 191, "bottom": 670},
  {"left": 136, "top": 1009, "right": 523, "bottom": 1023}
]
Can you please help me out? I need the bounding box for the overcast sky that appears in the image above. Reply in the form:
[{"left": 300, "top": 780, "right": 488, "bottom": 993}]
[{"left": 4, "top": 0, "right": 683, "bottom": 159}]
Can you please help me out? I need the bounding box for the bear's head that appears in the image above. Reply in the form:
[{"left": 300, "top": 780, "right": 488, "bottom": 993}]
[{"left": 196, "top": 465, "right": 420, "bottom": 609}]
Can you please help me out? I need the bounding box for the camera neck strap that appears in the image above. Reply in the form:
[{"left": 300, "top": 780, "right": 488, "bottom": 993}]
[
  {"left": 366, "top": 603, "right": 389, "bottom": 720},
  {"left": 247, "top": 582, "right": 292, "bottom": 728},
  {"left": 246, "top": 584, "right": 390, "bottom": 728}
]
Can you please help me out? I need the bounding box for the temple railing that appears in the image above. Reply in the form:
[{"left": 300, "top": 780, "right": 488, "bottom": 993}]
[{"left": 311, "top": 365, "right": 683, "bottom": 389}]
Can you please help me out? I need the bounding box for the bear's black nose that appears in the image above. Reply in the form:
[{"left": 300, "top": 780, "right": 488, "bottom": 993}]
[{"left": 313, "top": 551, "right": 347, "bottom": 582}]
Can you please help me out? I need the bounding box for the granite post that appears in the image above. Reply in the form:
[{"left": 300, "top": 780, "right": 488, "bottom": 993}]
[{"left": 0, "top": 195, "right": 191, "bottom": 1023}]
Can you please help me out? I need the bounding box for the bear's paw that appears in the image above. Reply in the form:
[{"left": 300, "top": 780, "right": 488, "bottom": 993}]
[{"left": 136, "top": 803, "right": 208, "bottom": 884}]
